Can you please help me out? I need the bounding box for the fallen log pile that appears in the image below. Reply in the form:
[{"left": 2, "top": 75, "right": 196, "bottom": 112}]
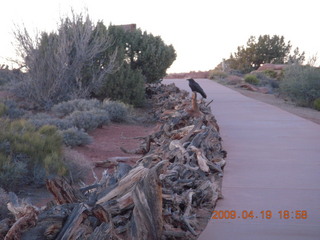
[{"left": 1, "top": 83, "right": 227, "bottom": 240}]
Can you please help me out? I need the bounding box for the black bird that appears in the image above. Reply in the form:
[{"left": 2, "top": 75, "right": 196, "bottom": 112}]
[{"left": 186, "top": 78, "right": 207, "bottom": 98}]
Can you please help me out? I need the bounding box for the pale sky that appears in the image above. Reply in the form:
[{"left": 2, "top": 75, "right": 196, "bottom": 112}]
[{"left": 1, "top": 0, "right": 319, "bottom": 73}]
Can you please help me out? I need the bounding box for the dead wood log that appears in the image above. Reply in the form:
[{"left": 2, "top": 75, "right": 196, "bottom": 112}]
[
  {"left": 88, "top": 222, "right": 120, "bottom": 240},
  {"left": 46, "top": 177, "right": 84, "bottom": 204},
  {"left": 189, "top": 146, "right": 210, "bottom": 173},
  {"left": 5, "top": 194, "right": 39, "bottom": 240},
  {"left": 97, "top": 165, "right": 149, "bottom": 205},
  {"left": 130, "top": 161, "right": 168, "bottom": 240},
  {"left": 54, "top": 203, "right": 88, "bottom": 240},
  {"left": 182, "top": 191, "right": 197, "bottom": 236},
  {"left": 95, "top": 156, "right": 140, "bottom": 168},
  {"left": 0, "top": 219, "right": 13, "bottom": 239}
]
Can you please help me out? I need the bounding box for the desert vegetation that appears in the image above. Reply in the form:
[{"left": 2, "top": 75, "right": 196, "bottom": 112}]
[
  {"left": 0, "top": 10, "right": 176, "bottom": 192},
  {"left": 9, "top": 13, "right": 175, "bottom": 109},
  {"left": 0, "top": 97, "right": 133, "bottom": 191},
  {"left": 279, "top": 64, "right": 320, "bottom": 108},
  {"left": 208, "top": 34, "right": 320, "bottom": 111}
]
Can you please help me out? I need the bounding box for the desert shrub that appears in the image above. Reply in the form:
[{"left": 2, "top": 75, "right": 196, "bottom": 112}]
[
  {"left": 244, "top": 74, "right": 259, "bottom": 85},
  {"left": 280, "top": 65, "right": 320, "bottom": 107},
  {"left": 0, "top": 153, "right": 28, "bottom": 190},
  {"left": 0, "top": 187, "right": 10, "bottom": 219},
  {"left": 11, "top": 12, "right": 116, "bottom": 109},
  {"left": 0, "top": 100, "right": 26, "bottom": 119},
  {"left": 313, "top": 98, "right": 320, "bottom": 111},
  {"left": 209, "top": 70, "right": 228, "bottom": 80},
  {"left": 223, "top": 75, "right": 244, "bottom": 85},
  {"left": 60, "top": 127, "right": 93, "bottom": 146},
  {"left": 28, "top": 113, "right": 73, "bottom": 130},
  {"left": 51, "top": 99, "right": 101, "bottom": 117},
  {"left": 264, "top": 70, "right": 278, "bottom": 79},
  {"left": 102, "top": 100, "right": 130, "bottom": 122},
  {"left": 63, "top": 148, "right": 92, "bottom": 183},
  {"left": 66, "top": 110, "right": 110, "bottom": 131},
  {"left": 252, "top": 72, "right": 280, "bottom": 90},
  {"left": 0, "top": 119, "right": 66, "bottom": 190},
  {"left": 30, "top": 117, "right": 73, "bottom": 130},
  {"left": 98, "top": 63, "right": 146, "bottom": 107},
  {"left": 0, "top": 65, "right": 12, "bottom": 86},
  {"left": 0, "top": 103, "right": 5, "bottom": 117}
]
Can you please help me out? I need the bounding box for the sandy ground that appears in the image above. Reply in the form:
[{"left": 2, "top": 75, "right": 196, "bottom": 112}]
[
  {"left": 225, "top": 85, "right": 320, "bottom": 125},
  {"left": 74, "top": 123, "right": 155, "bottom": 183}
]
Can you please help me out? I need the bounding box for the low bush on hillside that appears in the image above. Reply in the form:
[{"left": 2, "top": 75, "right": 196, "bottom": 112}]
[
  {"left": 244, "top": 74, "right": 259, "bottom": 85},
  {"left": 280, "top": 65, "right": 320, "bottom": 108},
  {"left": 264, "top": 70, "right": 278, "bottom": 79},
  {"left": 209, "top": 70, "right": 228, "bottom": 80},
  {"left": 313, "top": 98, "right": 320, "bottom": 111}
]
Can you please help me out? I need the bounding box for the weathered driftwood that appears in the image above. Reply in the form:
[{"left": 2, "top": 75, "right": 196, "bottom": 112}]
[
  {"left": 3, "top": 82, "right": 227, "bottom": 240},
  {"left": 4, "top": 193, "right": 39, "bottom": 240}
]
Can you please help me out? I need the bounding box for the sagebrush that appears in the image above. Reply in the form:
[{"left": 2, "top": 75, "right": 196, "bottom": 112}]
[
  {"left": 11, "top": 12, "right": 117, "bottom": 109},
  {"left": 280, "top": 65, "right": 320, "bottom": 107},
  {"left": 60, "top": 127, "right": 93, "bottom": 147},
  {"left": 0, "top": 120, "right": 66, "bottom": 190}
]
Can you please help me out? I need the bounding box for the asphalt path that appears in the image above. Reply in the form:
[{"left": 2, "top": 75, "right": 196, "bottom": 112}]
[{"left": 164, "top": 79, "right": 320, "bottom": 240}]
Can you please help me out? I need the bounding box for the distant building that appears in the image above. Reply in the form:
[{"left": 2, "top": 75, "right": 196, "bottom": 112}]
[{"left": 117, "top": 24, "right": 136, "bottom": 32}]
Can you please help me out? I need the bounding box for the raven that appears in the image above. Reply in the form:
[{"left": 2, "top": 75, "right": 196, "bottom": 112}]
[{"left": 186, "top": 78, "right": 207, "bottom": 98}]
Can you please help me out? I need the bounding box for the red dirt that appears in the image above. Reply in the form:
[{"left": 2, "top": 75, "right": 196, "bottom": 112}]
[{"left": 74, "top": 123, "right": 155, "bottom": 184}]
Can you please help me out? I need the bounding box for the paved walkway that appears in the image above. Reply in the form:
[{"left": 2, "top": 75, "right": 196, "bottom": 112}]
[{"left": 164, "top": 79, "right": 320, "bottom": 240}]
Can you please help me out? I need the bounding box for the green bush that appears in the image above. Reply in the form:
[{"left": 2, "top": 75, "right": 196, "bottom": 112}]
[
  {"left": 29, "top": 116, "right": 73, "bottom": 130},
  {"left": 264, "top": 70, "right": 278, "bottom": 79},
  {"left": 313, "top": 98, "right": 320, "bottom": 111},
  {"left": 63, "top": 148, "right": 92, "bottom": 183},
  {"left": 0, "top": 120, "right": 67, "bottom": 188},
  {"left": 0, "top": 66, "right": 12, "bottom": 86},
  {"left": 60, "top": 127, "right": 93, "bottom": 147},
  {"left": 0, "top": 103, "right": 5, "bottom": 117},
  {"left": 244, "top": 74, "right": 259, "bottom": 85},
  {"left": 0, "top": 119, "right": 66, "bottom": 190},
  {"left": 209, "top": 70, "right": 228, "bottom": 80},
  {"left": 0, "top": 153, "right": 27, "bottom": 190},
  {"left": 105, "top": 25, "right": 176, "bottom": 84},
  {"left": 280, "top": 65, "right": 320, "bottom": 107},
  {"left": 66, "top": 110, "right": 110, "bottom": 131},
  {"left": 98, "top": 63, "right": 146, "bottom": 107},
  {"left": 51, "top": 99, "right": 101, "bottom": 117},
  {"left": 102, "top": 100, "right": 130, "bottom": 122},
  {"left": 0, "top": 100, "right": 26, "bottom": 119},
  {"left": 0, "top": 187, "right": 10, "bottom": 219}
]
